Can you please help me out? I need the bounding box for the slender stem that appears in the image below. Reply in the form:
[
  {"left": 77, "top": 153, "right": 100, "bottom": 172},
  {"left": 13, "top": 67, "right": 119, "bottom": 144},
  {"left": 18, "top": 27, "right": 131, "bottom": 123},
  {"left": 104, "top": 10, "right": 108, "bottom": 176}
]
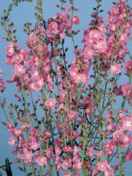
[{"left": 35, "top": 0, "right": 44, "bottom": 23}]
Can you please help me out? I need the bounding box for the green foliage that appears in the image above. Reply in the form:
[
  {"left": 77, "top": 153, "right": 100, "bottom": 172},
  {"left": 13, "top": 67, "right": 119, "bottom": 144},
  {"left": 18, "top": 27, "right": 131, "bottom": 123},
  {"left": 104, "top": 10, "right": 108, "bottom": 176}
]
[
  {"left": 0, "top": 0, "right": 33, "bottom": 41},
  {"left": 35, "top": 0, "right": 44, "bottom": 23},
  {"left": 24, "top": 22, "right": 32, "bottom": 35},
  {"left": 0, "top": 3, "right": 16, "bottom": 41}
]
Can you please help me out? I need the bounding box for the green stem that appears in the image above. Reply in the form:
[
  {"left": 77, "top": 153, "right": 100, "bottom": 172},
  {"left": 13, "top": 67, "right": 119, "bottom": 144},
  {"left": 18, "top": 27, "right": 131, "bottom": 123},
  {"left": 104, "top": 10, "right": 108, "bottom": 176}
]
[{"left": 35, "top": 0, "right": 44, "bottom": 23}]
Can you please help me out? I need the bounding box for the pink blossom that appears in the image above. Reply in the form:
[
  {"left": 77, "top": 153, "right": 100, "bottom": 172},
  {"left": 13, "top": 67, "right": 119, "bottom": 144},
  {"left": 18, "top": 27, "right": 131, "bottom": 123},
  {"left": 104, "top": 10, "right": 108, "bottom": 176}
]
[
  {"left": 125, "top": 151, "right": 132, "bottom": 161},
  {"left": 17, "top": 149, "right": 32, "bottom": 164},
  {"left": 48, "top": 21, "right": 59, "bottom": 34},
  {"left": 121, "top": 84, "right": 132, "bottom": 99},
  {"left": 35, "top": 155, "right": 47, "bottom": 166},
  {"left": 43, "top": 130, "right": 51, "bottom": 140},
  {"left": 67, "top": 110, "right": 77, "bottom": 121},
  {"left": 14, "top": 64, "right": 26, "bottom": 75},
  {"left": 104, "top": 141, "right": 115, "bottom": 155},
  {"left": 96, "top": 150, "right": 104, "bottom": 158},
  {"left": 62, "top": 158, "right": 72, "bottom": 170},
  {"left": 113, "top": 129, "right": 131, "bottom": 147},
  {"left": 6, "top": 42, "right": 16, "bottom": 57},
  {"left": 73, "top": 159, "right": 82, "bottom": 170},
  {"left": 64, "top": 173, "right": 71, "bottom": 176},
  {"left": 45, "top": 147, "right": 52, "bottom": 158},
  {"left": 29, "top": 77, "right": 44, "bottom": 91},
  {"left": 83, "top": 47, "right": 94, "bottom": 61},
  {"left": 69, "top": 64, "right": 78, "bottom": 79},
  {"left": 120, "top": 115, "right": 132, "bottom": 131},
  {"left": 93, "top": 160, "right": 114, "bottom": 176},
  {"left": 13, "top": 128, "right": 23, "bottom": 137},
  {"left": 72, "top": 16, "right": 80, "bottom": 24},
  {"left": 107, "top": 0, "right": 131, "bottom": 60},
  {"left": 44, "top": 98, "right": 56, "bottom": 109},
  {"left": 110, "top": 64, "right": 121, "bottom": 75},
  {"left": 74, "top": 73, "right": 88, "bottom": 84},
  {"left": 125, "top": 60, "right": 132, "bottom": 75},
  {"left": 30, "top": 128, "right": 38, "bottom": 137},
  {"left": 55, "top": 146, "right": 62, "bottom": 156},
  {"left": 30, "top": 138, "right": 39, "bottom": 150},
  {"left": 86, "top": 146, "right": 94, "bottom": 157},
  {"left": 112, "top": 129, "right": 124, "bottom": 142},
  {"left": 27, "top": 32, "right": 39, "bottom": 48},
  {"left": 63, "top": 146, "right": 73, "bottom": 153},
  {"left": 83, "top": 29, "right": 107, "bottom": 54},
  {"left": 8, "top": 136, "right": 16, "bottom": 145}
]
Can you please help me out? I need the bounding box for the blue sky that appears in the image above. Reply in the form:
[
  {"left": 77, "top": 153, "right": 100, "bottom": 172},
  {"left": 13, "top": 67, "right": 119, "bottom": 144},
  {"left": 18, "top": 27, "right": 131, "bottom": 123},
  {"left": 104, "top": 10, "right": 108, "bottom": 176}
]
[{"left": 0, "top": 0, "right": 132, "bottom": 175}]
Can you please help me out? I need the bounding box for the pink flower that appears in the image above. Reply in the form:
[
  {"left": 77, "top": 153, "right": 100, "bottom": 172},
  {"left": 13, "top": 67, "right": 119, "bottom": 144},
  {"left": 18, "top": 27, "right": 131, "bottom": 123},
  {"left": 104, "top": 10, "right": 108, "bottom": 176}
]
[
  {"left": 104, "top": 140, "right": 115, "bottom": 155},
  {"left": 113, "top": 129, "right": 131, "bottom": 147},
  {"left": 35, "top": 155, "right": 47, "bottom": 166},
  {"left": 48, "top": 21, "right": 59, "bottom": 34},
  {"left": 72, "top": 146, "right": 82, "bottom": 170},
  {"left": 125, "top": 60, "right": 132, "bottom": 75},
  {"left": 93, "top": 160, "right": 114, "bottom": 176},
  {"left": 86, "top": 147, "right": 94, "bottom": 157},
  {"left": 120, "top": 115, "right": 132, "bottom": 131},
  {"left": 30, "top": 128, "right": 38, "bottom": 137},
  {"left": 107, "top": 0, "right": 131, "bottom": 60},
  {"left": 63, "top": 146, "right": 73, "bottom": 153},
  {"left": 21, "top": 123, "right": 30, "bottom": 130},
  {"left": 72, "top": 16, "right": 80, "bottom": 24},
  {"left": 75, "top": 73, "right": 88, "bottom": 84},
  {"left": 68, "top": 110, "right": 77, "bottom": 120},
  {"left": 44, "top": 98, "right": 56, "bottom": 109},
  {"left": 23, "top": 149, "right": 32, "bottom": 163},
  {"left": 73, "top": 159, "right": 82, "bottom": 170},
  {"left": 83, "top": 47, "right": 94, "bottom": 60},
  {"left": 30, "top": 138, "right": 39, "bottom": 150},
  {"left": 96, "top": 150, "right": 104, "bottom": 158},
  {"left": 110, "top": 64, "right": 121, "bottom": 75},
  {"left": 113, "top": 129, "right": 124, "bottom": 143},
  {"left": 83, "top": 96, "right": 94, "bottom": 116},
  {"left": 13, "top": 128, "right": 23, "bottom": 137},
  {"left": 27, "top": 32, "right": 39, "bottom": 48},
  {"left": 6, "top": 122, "right": 14, "bottom": 132},
  {"left": 62, "top": 158, "right": 72, "bottom": 170},
  {"left": 121, "top": 84, "right": 132, "bottom": 99},
  {"left": 83, "top": 29, "right": 107, "bottom": 54},
  {"left": 69, "top": 64, "right": 78, "bottom": 78},
  {"left": 8, "top": 136, "right": 16, "bottom": 145},
  {"left": 6, "top": 42, "right": 16, "bottom": 57},
  {"left": 14, "top": 64, "right": 25, "bottom": 75},
  {"left": 64, "top": 173, "right": 71, "bottom": 176},
  {"left": 17, "top": 149, "right": 32, "bottom": 164},
  {"left": 47, "top": 75, "right": 53, "bottom": 91},
  {"left": 29, "top": 78, "right": 44, "bottom": 91},
  {"left": 19, "top": 49, "right": 28, "bottom": 60},
  {"left": 45, "top": 147, "right": 52, "bottom": 158},
  {"left": 73, "top": 146, "right": 80, "bottom": 154},
  {"left": 120, "top": 134, "right": 131, "bottom": 148},
  {"left": 125, "top": 151, "right": 132, "bottom": 161},
  {"left": 43, "top": 130, "right": 51, "bottom": 140},
  {"left": 55, "top": 146, "right": 62, "bottom": 156}
]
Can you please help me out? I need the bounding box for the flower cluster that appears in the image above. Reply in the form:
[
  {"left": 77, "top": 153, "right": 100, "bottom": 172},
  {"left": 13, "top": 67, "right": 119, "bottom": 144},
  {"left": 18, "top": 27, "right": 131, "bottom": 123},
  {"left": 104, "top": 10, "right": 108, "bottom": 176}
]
[{"left": 107, "top": 0, "right": 132, "bottom": 60}]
